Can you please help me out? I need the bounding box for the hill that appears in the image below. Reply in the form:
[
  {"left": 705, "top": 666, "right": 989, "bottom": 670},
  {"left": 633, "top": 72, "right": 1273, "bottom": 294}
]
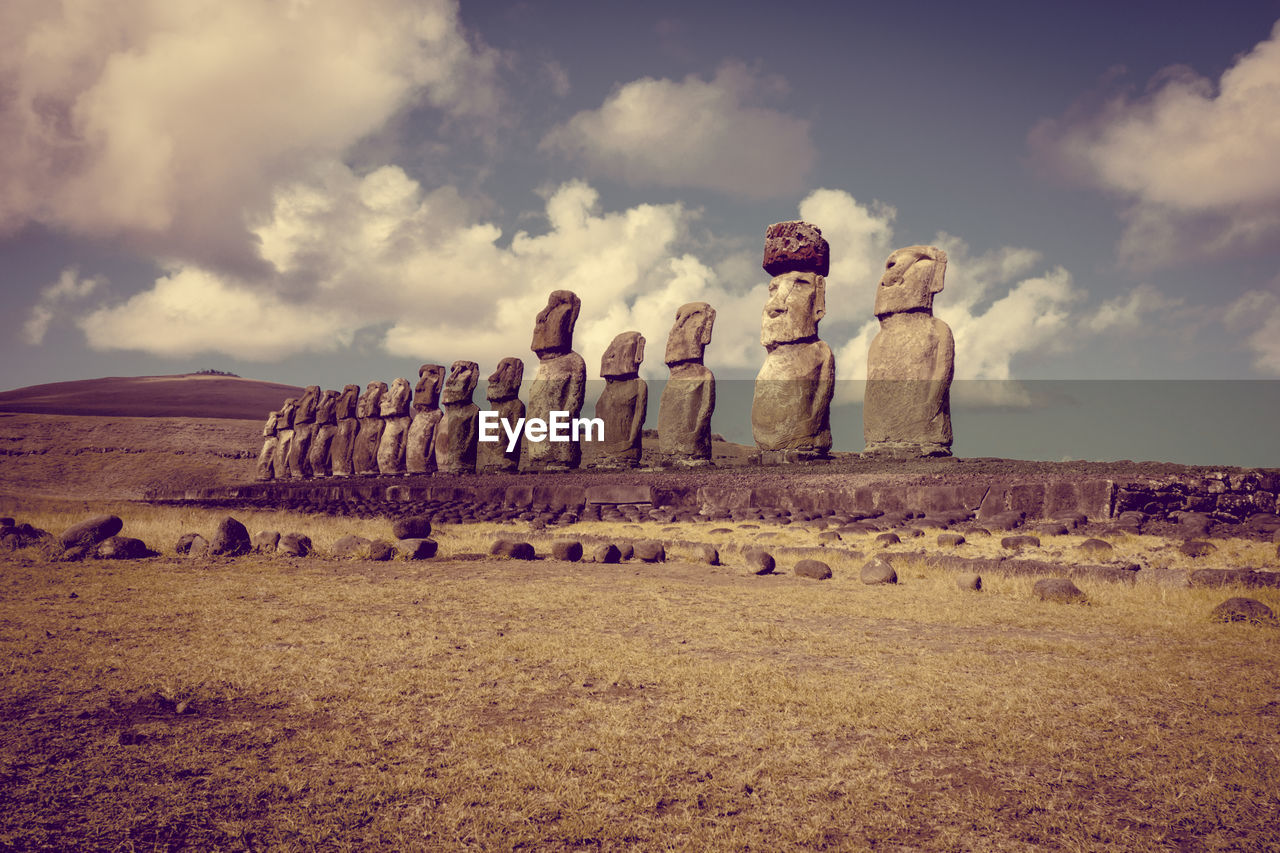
[{"left": 0, "top": 374, "right": 304, "bottom": 420}]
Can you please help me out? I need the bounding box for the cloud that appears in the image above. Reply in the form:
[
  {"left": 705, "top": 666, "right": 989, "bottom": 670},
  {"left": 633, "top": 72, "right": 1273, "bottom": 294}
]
[
  {"left": 540, "top": 62, "right": 815, "bottom": 198},
  {"left": 21, "top": 267, "right": 104, "bottom": 345},
  {"left": 1030, "top": 20, "right": 1280, "bottom": 266},
  {"left": 0, "top": 0, "right": 500, "bottom": 268},
  {"left": 1225, "top": 283, "right": 1280, "bottom": 374},
  {"left": 1085, "top": 283, "right": 1183, "bottom": 333}
]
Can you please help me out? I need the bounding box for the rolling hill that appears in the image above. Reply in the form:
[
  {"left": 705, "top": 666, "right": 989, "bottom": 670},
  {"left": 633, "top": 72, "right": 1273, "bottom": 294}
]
[{"left": 0, "top": 374, "right": 304, "bottom": 420}]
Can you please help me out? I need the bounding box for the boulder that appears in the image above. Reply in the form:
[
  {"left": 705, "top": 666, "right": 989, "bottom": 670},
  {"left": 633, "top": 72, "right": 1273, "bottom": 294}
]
[
  {"left": 333, "top": 535, "right": 373, "bottom": 558},
  {"left": 96, "top": 536, "right": 150, "bottom": 560},
  {"left": 491, "top": 540, "right": 536, "bottom": 560},
  {"left": 592, "top": 543, "right": 622, "bottom": 564},
  {"left": 1179, "top": 540, "right": 1217, "bottom": 558},
  {"left": 398, "top": 538, "right": 438, "bottom": 560},
  {"left": 552, "top": 540, "right": 583, "bottom": 562},
  {"left": 368, "top": 541, "right": 395, "bottom": 561},
  {"left": 860, "top": 556, "right": 897, "bottom": 585},
  {"left": 209, "top": 516, "right": 251, "bottom": 557},
  {"left": 745, "top": 549, "right": 776, "bottom": 575},
  {"left": 633, "top": 540, "right": 666, "bottom": 563},
  {"left": 185, "top": 535, "right": 210, "bottom": 559},
  {"left": 875, "top": 532, "right": 901, "bottom": 546},
  {"left": 1001, "top": 535, "right": 1040, "bottom": 551},
  {"left": 937, "top": 533, "right": 966, "bottom": 547},
  {"left": 618, "top": 543, "right": 634, "bottom": 561},
  {"left": 794, "top": 559, "right": 832, "bottom": 580},
  {"left": 1033, "top": 578, "right": 1087, "bottom": 604},
  {"left": 252, "top": 530, "right": 281, "bottom": 553},
  {"left": 392, "top": 516, "right": 433, "bottom": 540},
  {"left": 175, "top": 532, "right": 202, "bottom": 555},
  {"left": 696, "top": 543, "right": 719, "bottom": 565},
  {"left": 1077, "top": 538, "right": 1113, "bottom": 556},
  {"left": 279, "top": 533, "right": 313, "bottom": 557},
  {"left": 1209, "top": 597, "right": 1275, "bottom": 625},
  {"left": 59, "top": 514, "right": 123, "bottom": 550},
  {"left": 956, "top": 572, "right": 982, "bottom": 591}
]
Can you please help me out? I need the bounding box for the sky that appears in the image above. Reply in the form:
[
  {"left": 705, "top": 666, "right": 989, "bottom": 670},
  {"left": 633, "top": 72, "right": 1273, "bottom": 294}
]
[{"left": 3, "top": 0, "right": 1280, "bottom": 461}]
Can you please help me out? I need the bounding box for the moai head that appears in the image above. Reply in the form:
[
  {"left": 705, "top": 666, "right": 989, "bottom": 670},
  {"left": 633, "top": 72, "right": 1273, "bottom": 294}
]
[
  {"left": 262, "top": 410, "right": 279, "bottom": 436},
  {"left": 279, "top": 397, "right": 298, "bottom": 428},
  {"left": 336, "top": 384, "right": 361, "bottom": 419},
  {"left": 413, "top": 364, "right": 446, "bottom": 412},
  {"left": 381, "top": 377, "right": 412, "bottom": 417},
  {"left": 761, "top": 221, "right": 829, "bottom": 348},
  {"left": 664, "top": 302, "right": 716, "bottom": 366},
  {"left": 442, "top": 360, "right": 480, "bottom": 406},
  {"left": 356, "top": 381, "right": 387, "bottom": 418},
  {"left": 315, "top": 389, "right": 340, "bottom": 424},
  {"left": 487, "top": 357, "right": 524, "bottom": 403},
  {"left": 874, "top": 245, "right": 948, "bottom": 319},
  {"left": 296, "top": 385, "right": 321, "bottom": 422},
  {"left": 531, "top": 290, "right": 581, "bottom": 358},
  {"left": 601, "top": 331, "right": 645, "bottom": 379}
]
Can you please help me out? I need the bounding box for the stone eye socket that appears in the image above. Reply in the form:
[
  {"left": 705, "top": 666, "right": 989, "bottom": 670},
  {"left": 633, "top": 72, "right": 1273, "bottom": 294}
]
[{"left": 886, "top": 260, "right": 896, "bottom": 269}]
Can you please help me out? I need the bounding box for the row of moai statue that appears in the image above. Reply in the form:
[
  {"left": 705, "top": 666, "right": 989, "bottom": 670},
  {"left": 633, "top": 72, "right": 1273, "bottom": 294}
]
[{"left": 255, "top": 220, "right": 953, "bottom": 479}]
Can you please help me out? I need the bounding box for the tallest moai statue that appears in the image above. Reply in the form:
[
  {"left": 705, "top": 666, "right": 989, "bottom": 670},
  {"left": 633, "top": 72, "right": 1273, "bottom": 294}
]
[
  {"left": 524, "top": 290, "right": 586, "bottom": 472},
  {"left": 863, "top": 246, "right": 954, "bottom": 457},
  {"left": 751, "top": 221, "right": 835, "bottom": 462}
]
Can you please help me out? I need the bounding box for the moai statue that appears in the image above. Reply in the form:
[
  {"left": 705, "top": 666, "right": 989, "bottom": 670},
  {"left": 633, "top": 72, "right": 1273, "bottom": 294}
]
[
  {"left": 593, "top": 332, "right": 647, "bottom": 469},
  {"left": 863, "top": 245, "right": 954, "bottom": 457},
  {"left": 272, "top": 397, "right": 298, "bottom": 480},
  {"left": 376, "top": 377, "right": 413, "bottom": 475},
  {"left": 751, "top": 221, "right": 835, "bottom": 461},
  {"left": 406, "top": 364, "right": 446, "bottom": 474},
  {"left": 352, "top": 381, "right": 387, "bottom": 476},
  {"left": 308, "top": 390, "right": 340, "bottom": 477},
  {"left": 524, "top": 290, "right": 586, "bottom": 472},
  {"left": 286, "top": 385, "right": 320, "bottom": 479},
  {"left": 435, "top": 360, "right": 481, "bottom": 475},
  {"left": 658, "top": 302, "right": 716, "bottom": 467},
  {"left": 478, "top": 357, "right": 525, "bottom": 474},
  {"left": 329, "top": 384, "right": 361, "bottom": 477},
  {"left": 255, "top": 409, "right": 280, "bottom": 481}
]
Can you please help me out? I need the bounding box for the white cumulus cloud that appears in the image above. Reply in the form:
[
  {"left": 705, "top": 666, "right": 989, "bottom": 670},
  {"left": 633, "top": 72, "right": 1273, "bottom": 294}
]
[
  {"left": 1225, "top": 282, "right": 1280, "bottom": 374},
  {"left": 21, "top": 267, "right": 105, "bottom": 345}
]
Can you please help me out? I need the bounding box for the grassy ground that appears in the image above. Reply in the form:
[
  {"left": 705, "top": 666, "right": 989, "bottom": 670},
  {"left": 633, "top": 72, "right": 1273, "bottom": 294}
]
[{"left": 2, "top": 506, "right": 1279, "bottom": 850}]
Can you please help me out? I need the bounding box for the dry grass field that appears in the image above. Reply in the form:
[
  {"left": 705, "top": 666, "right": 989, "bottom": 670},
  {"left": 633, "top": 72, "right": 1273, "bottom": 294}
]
[{"left": 3, "top": 501, "right": 1279, "bottom": 851}]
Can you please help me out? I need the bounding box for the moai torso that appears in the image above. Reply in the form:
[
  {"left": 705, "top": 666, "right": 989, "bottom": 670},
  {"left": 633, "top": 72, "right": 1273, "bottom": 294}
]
[
  {"left": 255, "top": 410, "right": 280, "bottom": 481},
  {"left": 436, "top": 361, "right": 480, "bottom": 475},
  {"left": 377, "top": 377, "right": 413, "bottom": 475},
  {"left": 353, "top": 381, "right": 387, "bottom": 475},
  {"left": 751, "top": 222, "right": 834, "bottom": 459},
  {"left": 863, "top": 246, "right": 954, "bottom": 457},
  {"left": 478, "top": 357, "right": 524, "bottom": 473},
  {"left": 272, "top": 398, "right": 297, "bottom": 480},
  {"left": 658, "top": 302, "right": 716, "bottom": 465},
  {"left": 329, "top": 384, "right": 361, "bottom": 476},
  {"left": 524, "top": 290, "right": 586, "bottom": 472},
  {"left": 407, "top": 365, "right": 445, "bottom": 474},
  {"left": 309, "top": 390, "right": 340, "bottom": 477},
  {"left": 286, "top": 385, "right": 320, "bottom": 479},
  {"left": 594, "top": 331, "right": 647, "bottom": 468}
]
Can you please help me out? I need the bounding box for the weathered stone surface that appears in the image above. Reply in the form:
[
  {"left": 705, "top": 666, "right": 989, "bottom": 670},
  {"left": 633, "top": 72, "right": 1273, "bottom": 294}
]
[
  {"left": 398, "top": 538, "right": 438, "bottom": 560},
  {"left": 956, "top": 572, "right": 982, "bottom": 591},
  {"left": 659, "top": 302, "right": 717, "bottom": 466},
  {"left": 96, "top": 535, "right": 149, "bottom": 559},
  {"left": 696, "top": 543, "right": 719, "bottom": 565},
  {"left": 860, "top": 556, "right": 898, "bottom": 585},
  {"left": 594, "top": 332, "right": 647, "bottom": 469},
  {"left": 1033, "top": 578, "right": 1088, "bottom": 604},
  {"left": 252, "top": 530, "right": 280, "bottom": 553},
  {"left": 255, "top": 410, "right": 279, "bottom": 480},
  {"left": 60, "top": 514, "right": 123, "bottom": 549},
  {"left": 863, "top": 246, "right": 953, "bottom": 458},
  {"left": 491, "top": 539, "right": 536, "bottom": 560},
  {"left": 209, "top": 516, "right": 250, "bottom": 556},
  {"left": 552, "top": 540, "right": 583, "bottom": 562},
  {"left": 1001, "top": 535, "right": 1040, "bottom": 551},
  {"left": 794, "top": 559, "right": 832, "bottom": 580},
  {"left": 526, "top": 290, "right": 587, "bottom": 472},
  {"left": 369, "top": 541, "right": 395, "bottom": 561},
  {"left": 436, "top": 361, "right": 481, "bottom": 475},
  {"left": 279, "top": 533, "right": 312, "bottom": 557},
  {"left": 352, "top": 382, "right": 387, "bottom": 476},
  {"left": 875, "top": 532, "right": 900, "bottom": 546},
  {"left": 634, "top": 540, "right": 666, "bottom": 562},
  {"left": 308, "top": 390, "right": 340, "bottom": 477},
  {"left": 478, "top": 358, "right": 525, "bottom": 474},
  {"left": 762, "top": 220, "right": 830, "bottom": 277},
  {"left": 746, "top": 548, "right": 776, "bottom": 575},
  {"left": 272, "top": 397, "right": 297, "bottom": 480},
  {"left": 1180, "top": 540, "right": 1217, "bottom": 558},
  {"left": 592, "top": 543, "right": 622, "bottom": 564},
  {"left": 1077, "top": 538, "right": 1113, "bottom": 556},
  {"left": 406, "top": 366, "right": 445, "bottom": 475},
  {"left": 328, "top": 385, "right": 361, "bottom": 477},
  {"left": 286, "top": 385, "right": 320, "bottom": 479},
  {"left": 937, "top": 532, "right": 966, "bottom": 547},
  {"left": 186, "top": 534, "right": 210, "bottom": 559},
  {"left": 1189, "top": 569, "right": 1280, "bottom": 589},
  {"left": 333, "top": 535, "right": 373, "bottom": 558},
  {"left": 1210, "top": 597, "right": 1275, "bottom": 624},
  {"left": 392, "top": 516, "right": 432, "bottom": 540},
  {"left": 377, "top": 377, "right": 413, "bottom": 475},
  {"left": 176, "top": 532, "right": 203, "bottom": 555}
]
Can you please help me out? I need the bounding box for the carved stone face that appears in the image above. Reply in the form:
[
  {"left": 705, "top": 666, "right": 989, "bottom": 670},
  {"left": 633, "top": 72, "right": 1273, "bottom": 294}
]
[
  {"left": 316, "top": 390, "right": 339, "bottom": 423},
  {"left": 279, "top": 397, "right": 298, "bottom": 428},
  {"left": 531, "top": 290, "right": 581, "bottom": 357},
  {"left": 336, "top": 384, "right": 360, "bottom": 419},
  {"left": 413, "top": 365, "right": 446, "bottom": 411},
  {"left": 874, "top": 246, "right": 946, "bottom": 318},
  {"left": 601, "top": 331, "right": 645, "bottom": 379},
  {"left": 487, "top": 357, "right": 524, "bottom": 402},
  {"left": 442, "top": 360, "right": 479, "bottom": 405},
  {"left": 762, "top": 271, "right": 825, "bottom": 347},
  {"left": 380, "top": 377, "right": 412, "bottom": 417},
  {"left": 356, "top": 381, "right": 387, "bottom": 418},
  {"left": 665, "top": 302, "right": 715, "bottom": 366}
]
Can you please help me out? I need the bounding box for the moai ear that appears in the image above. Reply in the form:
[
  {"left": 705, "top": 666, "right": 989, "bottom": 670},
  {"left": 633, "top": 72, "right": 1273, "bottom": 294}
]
[
  {"left": 926, "top": 248, "right": 948, "bottom": 295},
  {"left": 634, "top": 334, "right": 646, "bottom": 365},
  {"left": 813, "top": 276, "right": 826, "bottom": 322},
  {"left": 699, "top": 306, "right": 716, "bottom": 345}
]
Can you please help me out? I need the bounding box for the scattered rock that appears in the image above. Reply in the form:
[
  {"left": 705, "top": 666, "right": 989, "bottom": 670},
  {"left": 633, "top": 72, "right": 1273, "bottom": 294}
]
[
  {"left": 552, "top": 540, "right": 583, "bottom": 562},
  {"left": 368, "top": 540, "right": 395, "bottom": 561},
  {"left": 1035, "top": 522, "right": 1069, "bottom": 536},
  {"left": 592, "top": 543, "right": 622, "bottom": 564},
  {"left": 59, "top": 514, "right": 123, "bottom": 550},
  {"left": 860, "top": 556, "right": 897, "bottom": 585},
  {"left": 745, "top": 549, "right": 776, "bottom": 575},
  {"left": 1210, "top": 597, "right": 1275, "bottom": 625},
  {"left": 875, "top": 532, "right": 901, "bottom": 547},
  {"left": 252, "top": 530, "right": 281, "bottom": 553},
  {"left": 794, "top": 559, "right": 832, "bottom": 580},
  {"left": 695, "top": 543, "right": 719, "bottom": 565},
  {"left": 332, "top": 535, "right": 373, "bottom": 558},
  {"left": 95, "top": 536, "right": 149, "bottom": 560},
  {"left": 186, "top": 535, "right": 210, "bottom": 559},
  {"left": 1189, "top": 569, "right": 1280, "bottom": 589},
  {"left": 633, "top": 540, "right": 666, "bottom": 563},
  {"left": 60, "top": 544, "right": 94, "bottom": 562},
  {"left": 398, "top": 538, "right": 438, "bottom": 560},
  {"left": 1179, "top": 540, "right": 1217, "bottom": 558},
  {"left": 618, "top": 543, "right": 634, "bottom": 561},
  {"left": 818, "top": 531, "right": 842, "bottom": 542},
  {"left": 209, "top": 516, "right": 251, "bottom": 557},
  {"left": 937, "top": 533, "right": 966, "bottom": 547},
  {"left": 1177, "top": 512, "right": 1214, "bottom": 537},
  {"left": 956, "top": 572, "right": 982, "bottom": 591},
  {"left": 392, "top": 516, "right": 433, "bottom": 540},
  {"left": 279, "top": 533, "right": 312, "bottom": 557},
  {"left": 175, "top": 532, "right": 202, "bottom": 555},
  {"left": 1033, "top": 578, "right": 1087, "bottom": 604},
  {"left": 709, "top": 527, "right": 732, "bottom": 535},
  {"left": 491, "top": 540, "right": 536, "bottom": 560},
  {"left": 1001, "top": 535, "right": 1040, "bottom": 551},
  {"left": 1077, "top": 538, "right": 1113, "bottom": 555}
]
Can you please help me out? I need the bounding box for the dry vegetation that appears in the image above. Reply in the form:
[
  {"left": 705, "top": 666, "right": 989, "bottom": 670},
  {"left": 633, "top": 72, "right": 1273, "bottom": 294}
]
[{"left": 2, "top": 502, "right": 1279, "bottom": 850}]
